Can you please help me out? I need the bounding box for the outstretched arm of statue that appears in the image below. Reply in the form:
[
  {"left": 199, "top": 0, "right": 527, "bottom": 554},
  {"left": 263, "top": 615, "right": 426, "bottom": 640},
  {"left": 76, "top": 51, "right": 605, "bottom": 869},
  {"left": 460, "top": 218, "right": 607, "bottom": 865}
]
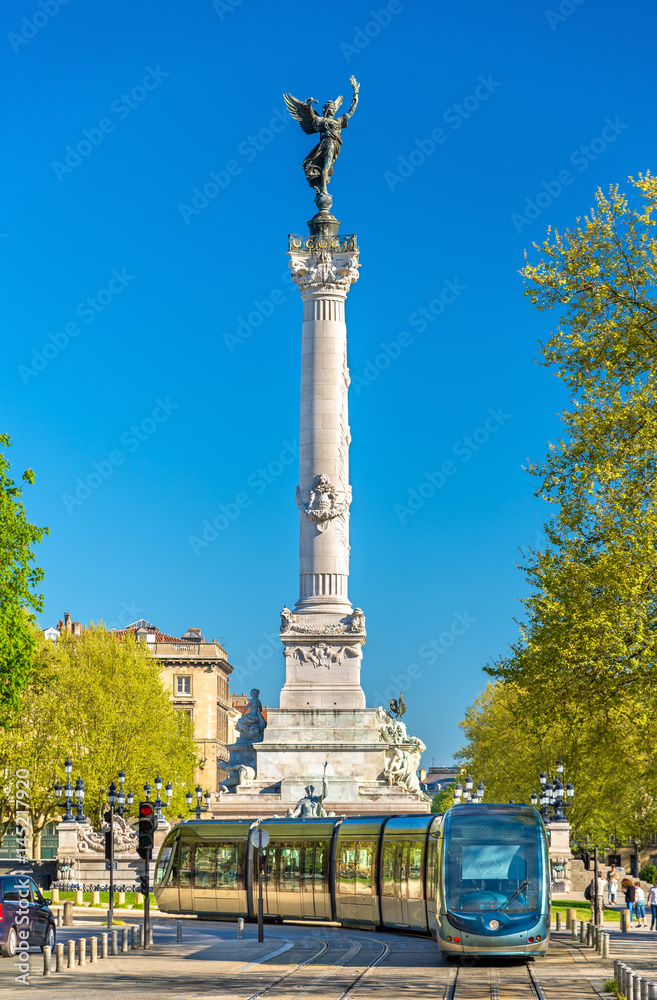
[
  {"left": 321, "top": 760, "right": 328, "bottom": 801},
  {"left": 344, "top": 76, "right": 359, "bottom": 120}
]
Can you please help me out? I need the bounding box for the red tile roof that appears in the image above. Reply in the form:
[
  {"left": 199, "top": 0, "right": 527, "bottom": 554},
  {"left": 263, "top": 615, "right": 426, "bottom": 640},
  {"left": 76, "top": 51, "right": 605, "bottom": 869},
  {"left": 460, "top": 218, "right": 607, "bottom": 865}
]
[{"left": 112, "top": 627, "right": 183, "bottom": 642}]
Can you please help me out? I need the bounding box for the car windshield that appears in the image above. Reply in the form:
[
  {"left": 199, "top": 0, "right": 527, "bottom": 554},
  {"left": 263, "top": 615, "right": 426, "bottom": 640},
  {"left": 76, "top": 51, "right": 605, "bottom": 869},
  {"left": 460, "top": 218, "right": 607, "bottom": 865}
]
[{"left": 444, "top": 809, "right": 540, "bottom": 914}]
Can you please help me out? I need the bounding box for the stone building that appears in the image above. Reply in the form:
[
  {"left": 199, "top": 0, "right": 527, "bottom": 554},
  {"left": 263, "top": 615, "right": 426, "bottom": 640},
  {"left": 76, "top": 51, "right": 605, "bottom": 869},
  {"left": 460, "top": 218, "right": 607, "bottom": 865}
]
[{"left": 44, "top": 615, "right": 234, "bottom": 793}]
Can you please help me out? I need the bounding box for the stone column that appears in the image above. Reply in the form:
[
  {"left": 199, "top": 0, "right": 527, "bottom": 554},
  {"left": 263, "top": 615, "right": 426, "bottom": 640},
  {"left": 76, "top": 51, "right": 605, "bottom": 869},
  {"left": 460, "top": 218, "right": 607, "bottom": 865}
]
[{"left": 279, "top": 235, "right": 366, "bottom": 710}]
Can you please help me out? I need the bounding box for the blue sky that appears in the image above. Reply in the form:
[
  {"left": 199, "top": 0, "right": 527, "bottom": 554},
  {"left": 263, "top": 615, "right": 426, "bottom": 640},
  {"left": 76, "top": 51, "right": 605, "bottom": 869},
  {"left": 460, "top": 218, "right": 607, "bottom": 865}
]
[{"left": 3, "top": 0, "right": 654, "bottom": 765}]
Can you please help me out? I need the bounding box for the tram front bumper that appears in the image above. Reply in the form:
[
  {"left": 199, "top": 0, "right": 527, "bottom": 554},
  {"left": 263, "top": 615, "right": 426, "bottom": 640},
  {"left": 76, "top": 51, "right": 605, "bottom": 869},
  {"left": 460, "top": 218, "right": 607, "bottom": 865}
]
[{"left": 437, "top": 915, "right": 548, "bottom": 956}]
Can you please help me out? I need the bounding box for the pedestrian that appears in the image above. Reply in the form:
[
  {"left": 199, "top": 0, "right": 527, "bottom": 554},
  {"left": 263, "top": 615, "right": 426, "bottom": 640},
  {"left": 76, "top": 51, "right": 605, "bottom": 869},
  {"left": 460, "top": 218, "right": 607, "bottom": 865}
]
[
  {"left": 608, "top": 865, "right": 618, "bottom": 905},
  {"left": 622, "top": 877, "right": 636, "bottom": 926},
  {"left": 589, "top": 872, "right": 606, "bottom": 925},
  {"left": 648, "top": 880, "right": 657, "bottom": 931},
  {"left": 635, "top": 882, "right": 646, "bottom": 927}
]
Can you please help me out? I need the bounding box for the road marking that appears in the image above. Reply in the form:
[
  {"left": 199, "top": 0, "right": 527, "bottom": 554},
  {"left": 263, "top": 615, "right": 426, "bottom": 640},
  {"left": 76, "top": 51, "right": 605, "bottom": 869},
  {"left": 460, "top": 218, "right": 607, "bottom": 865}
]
[{"left": 236, "top": 940, "right": 294, "bottom": 971}]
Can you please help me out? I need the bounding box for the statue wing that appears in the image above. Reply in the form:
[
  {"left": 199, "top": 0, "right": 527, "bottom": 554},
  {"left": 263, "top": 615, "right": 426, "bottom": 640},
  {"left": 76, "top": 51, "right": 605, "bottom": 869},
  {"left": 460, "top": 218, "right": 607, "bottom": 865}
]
[
  {"left": 333, "top": 94, "right": 345, "bottom": 113},
  {"left": 388, "top": 698, "right": 399, "bottom": 716},
  {"left": 283, "top": 93, "right": 319, "bottom": 135}
]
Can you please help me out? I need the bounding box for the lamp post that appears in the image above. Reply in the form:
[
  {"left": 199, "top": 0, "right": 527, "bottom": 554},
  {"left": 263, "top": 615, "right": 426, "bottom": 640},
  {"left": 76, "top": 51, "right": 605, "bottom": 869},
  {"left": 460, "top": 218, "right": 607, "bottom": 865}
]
[
  {"left": 73, "top": 777, "right": 87, "bottom": 823},
  {"left": 54, "top": 758, "right": 75, "bottom": 822},
  {"left": 186, "top": 785, "right": 212, "bottom": 820},
  {"left": 452, "top": 777, "right": 485, "bottom": 807},
  {"left": 151, "top": 776, "right": 173, "bottom": 820},
  {"left": 532, "top": 758, "right": 575, "bottom": 823}
]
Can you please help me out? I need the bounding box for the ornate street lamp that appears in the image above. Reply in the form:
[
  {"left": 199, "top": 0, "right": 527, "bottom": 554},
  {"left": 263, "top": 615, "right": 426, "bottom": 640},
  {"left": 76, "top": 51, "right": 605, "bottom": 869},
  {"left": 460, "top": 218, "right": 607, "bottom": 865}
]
[
  {"left": 536, "top": 760, "right": 575, "bottom": 822},
  {"left": 452, "top": 781, "right": 463, "bottom": 806},
  {"left": 74, "top": 776, "right": 86, "bottom": 823},
  {"left": 54, "top": 758, "right": 76, "bottom": 823},
  {"left": 186, "top": 785, "right": 212, "bottom": 820}
]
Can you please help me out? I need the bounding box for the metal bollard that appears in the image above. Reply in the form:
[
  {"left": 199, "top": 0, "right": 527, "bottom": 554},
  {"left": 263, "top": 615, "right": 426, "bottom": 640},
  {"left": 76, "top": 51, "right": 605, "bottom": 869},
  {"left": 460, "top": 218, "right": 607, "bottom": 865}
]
[
  {"left": 79, "top": 938, "right": 86, "bottom": 966},
  {"left": 90, "top": 936, "right": 98, "bottom": 963},
  {"left": 136, "top": 925, "right": 142, "bottom": 949},
  {"left": 586, "top": 922, "right": 593, "bottom": 946},
  {"left": 43, "top": 945, "right": 52, "bottom": 976},
  {"left": 632, "top": 974, "right": 643, "bottom": 1000},
  {"left": 63, "top": 900, "right": 74, "bottom": 926},
  {"left": 111, "top": 929, "right": 118, "bottom": 956},
  {"left": 622, "top": 965, "right": 630, "bottom": 996},
  {"left": 101, "top": 932, "right": 108, "bottom": 959},
  {"left": 54, "top": 905, "right": 62, "bottom": 927},
  {"left": 67, "top": 939, "right": 75, "bottom": 969},
  {"left": 614, "top": 960, "right": 621, "bottom": 986},
  {"left": 648, "top": 983, "right": 657, "bottom": 1000},
  {"left": 556, "top": 912, "right": 562, "bottom": 932},
  {"left": 627, "top": 972, "right": 634, "bottom": 1000},
  {"left": 147, "top": 926, "right": 153, "bottom": 947},
  {"left": 572, "top": 920, "right": 578, "bottom": 941},
  {"left": 131, "top": 925, "right": 137, "bottom": 950},
  {"left": 238, "top": 916, "right": 244, "bottom": 939},
  {"left": 621, "top": 909, "right": 630, "bottom": 933},
  {"left": 579, "top": 920, "right": 586, "bottom": 943},
  {"left": 641, "top": 978, "right": 649, "bottom": 1000},
  {"left": 121, "top": 927, "right": 128, "bottom": 953},
  {"left": 176, "top": 919, "right": 183, "bottom": 942},
  {"left": 55, "top": 942, "right": 64, "bottom": 973},
  {"left": 602, "top": 932, "right": 610, "bottom": 958}
]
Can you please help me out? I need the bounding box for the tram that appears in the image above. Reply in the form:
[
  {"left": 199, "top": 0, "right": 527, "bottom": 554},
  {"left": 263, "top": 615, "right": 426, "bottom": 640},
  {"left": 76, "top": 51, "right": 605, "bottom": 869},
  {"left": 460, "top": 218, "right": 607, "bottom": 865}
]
[{"left": 153, "top": 803, "right": 550, "bottom": 957}]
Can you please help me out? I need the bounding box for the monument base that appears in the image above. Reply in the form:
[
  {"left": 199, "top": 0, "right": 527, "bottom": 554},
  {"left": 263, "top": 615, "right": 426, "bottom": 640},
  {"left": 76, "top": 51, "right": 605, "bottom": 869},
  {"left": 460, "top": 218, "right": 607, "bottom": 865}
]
[{"left": 212, "top": 708, "right": 431, "bottom": 818}]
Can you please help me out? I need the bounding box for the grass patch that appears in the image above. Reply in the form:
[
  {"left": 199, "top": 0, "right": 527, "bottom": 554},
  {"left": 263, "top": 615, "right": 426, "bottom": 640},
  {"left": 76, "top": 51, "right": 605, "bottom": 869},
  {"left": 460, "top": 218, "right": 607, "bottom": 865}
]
[
  {"left": 604, "top": 979, "right": 621, "bottom": 998},
  {"left": 551, "top": 900, "right": 621, "bottom": 923},
  {"left": 44, "top": 890, "right": 157, "bottom": 911}
]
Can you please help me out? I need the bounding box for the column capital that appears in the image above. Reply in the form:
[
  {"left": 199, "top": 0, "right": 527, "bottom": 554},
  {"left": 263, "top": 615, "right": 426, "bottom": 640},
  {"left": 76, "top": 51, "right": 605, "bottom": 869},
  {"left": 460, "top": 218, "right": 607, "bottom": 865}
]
[{"left": 288, "top": 247, "right": 360, "bottom": 299}]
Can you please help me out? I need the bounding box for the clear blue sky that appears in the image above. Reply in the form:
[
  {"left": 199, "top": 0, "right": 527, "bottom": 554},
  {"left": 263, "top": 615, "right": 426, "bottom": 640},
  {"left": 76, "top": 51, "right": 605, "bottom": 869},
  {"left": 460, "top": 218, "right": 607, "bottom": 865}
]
[{"left": 3, "top": 0, "right": 654, "bottom": 765}]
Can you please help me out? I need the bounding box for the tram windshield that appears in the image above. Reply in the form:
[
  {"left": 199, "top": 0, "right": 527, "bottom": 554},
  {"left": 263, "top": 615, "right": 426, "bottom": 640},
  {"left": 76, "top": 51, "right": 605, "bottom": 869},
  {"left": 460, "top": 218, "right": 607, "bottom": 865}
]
[{"left": 444, "top": 809, "right": 541, "bottom": 914}]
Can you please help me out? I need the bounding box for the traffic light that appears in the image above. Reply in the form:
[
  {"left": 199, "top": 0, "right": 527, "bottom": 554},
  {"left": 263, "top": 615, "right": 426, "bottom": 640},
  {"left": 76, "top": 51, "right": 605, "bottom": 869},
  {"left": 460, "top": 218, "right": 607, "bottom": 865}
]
[
  {"left": 104, "top": 830, "right": 114, "bottom": 862},
  {"left": 137, "top": 874, "right": 149, "bottom": 895},
  {"left": 581, "top": 851, "right": 591, "bottom": 870},
  {"left": 137, "top": 801, "right": 158, "bottom": 860}
]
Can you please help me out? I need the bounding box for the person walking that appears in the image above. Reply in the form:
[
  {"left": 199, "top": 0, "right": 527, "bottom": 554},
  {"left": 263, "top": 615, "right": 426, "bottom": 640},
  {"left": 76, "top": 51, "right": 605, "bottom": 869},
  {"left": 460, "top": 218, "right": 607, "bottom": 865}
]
[
  {"left": 648, "top": 880, "right": 657, "bottom": 930},
  {"left": 589, "top": 872, "right": 606, "bottom": 925},
  {"left": 608, "top": 866, "right": 618, "bottom": 906},
  {"left": 622, "top": 877, "right": 636, "bottom": 926},
  {"left": 635, "top": 882, "right": 647, "bottom": 927}
]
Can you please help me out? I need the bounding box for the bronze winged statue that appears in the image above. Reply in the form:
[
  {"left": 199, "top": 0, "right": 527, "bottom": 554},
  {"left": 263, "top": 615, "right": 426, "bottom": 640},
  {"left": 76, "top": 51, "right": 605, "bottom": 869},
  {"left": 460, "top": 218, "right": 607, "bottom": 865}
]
[
  {"left": 283, "top": 76, "right": 359, "bottom": 212},
  {"left": 388, "top": 692, "right": 407, "bottom": 721}
]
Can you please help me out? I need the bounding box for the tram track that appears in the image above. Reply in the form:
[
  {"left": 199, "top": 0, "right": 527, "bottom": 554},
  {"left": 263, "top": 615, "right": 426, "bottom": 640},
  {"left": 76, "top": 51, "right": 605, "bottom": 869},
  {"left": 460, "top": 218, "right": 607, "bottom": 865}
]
[
  {"left": 448, "top": 958, "right": 545, "bottom": 1000},
  {"left": 240, "top": 933, "right": 390, "bottom": 1000}
]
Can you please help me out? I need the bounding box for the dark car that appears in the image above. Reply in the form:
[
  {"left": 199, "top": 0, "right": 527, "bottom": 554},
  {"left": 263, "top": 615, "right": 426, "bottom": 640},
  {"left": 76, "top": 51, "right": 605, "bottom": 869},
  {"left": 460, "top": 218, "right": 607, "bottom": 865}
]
[{"left": 0, "top": 875, "right": 56, "bottom": 957}]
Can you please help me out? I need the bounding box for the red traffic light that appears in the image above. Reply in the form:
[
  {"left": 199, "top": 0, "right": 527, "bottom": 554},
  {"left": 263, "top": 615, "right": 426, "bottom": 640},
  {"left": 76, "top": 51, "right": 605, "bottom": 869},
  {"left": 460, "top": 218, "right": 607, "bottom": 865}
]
[{"left": 139, "top": 802, "right": 154, "bottom": 818}]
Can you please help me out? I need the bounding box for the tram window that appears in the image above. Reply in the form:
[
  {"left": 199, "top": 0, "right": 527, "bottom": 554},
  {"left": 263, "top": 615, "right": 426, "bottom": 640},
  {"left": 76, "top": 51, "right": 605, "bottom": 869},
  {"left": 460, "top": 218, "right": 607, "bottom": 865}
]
[
  {"left": 217, "top": 844, "right": 239, "bottom": 889},
  {"left": 382, "top": 841, "right": 397, "bottom": 896},
  {"left": 265, "top": 845, "right": 277, "bottom": 885},
  {"left": 155, "top": 846, "right": 173, "bottom": 886},
  {"left": 178, "top": 843, "right": 193, "bottom": 888},
  {"left": 355, "top": 842, "right": 374, "bottom": 895},
  {"left": 280, "top": 844, "right": 301, "bottom": 890},
  {"left": 194, "top": 843, "right": 217, "bottom": 889},
  {"left": 303, "top": 843, "right": 315, "bottom": 885},
  {"left": 338, "top": 841, "right": 356, "bottom": 891},
  {"left": 408, "top": 842, "right": 423, "bottom": 899},
  {"left": 426, "top": 839, "right": 437, "bottom": 903},
  {"left": 314, "top": 843, "right": 327, "bottom": 888}
]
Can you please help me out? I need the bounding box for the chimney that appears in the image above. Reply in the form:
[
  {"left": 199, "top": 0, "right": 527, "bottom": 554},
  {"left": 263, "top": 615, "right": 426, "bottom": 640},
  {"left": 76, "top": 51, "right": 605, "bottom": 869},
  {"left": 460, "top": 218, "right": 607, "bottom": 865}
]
[
  {"left": 57, "top": 619, "right": 64, "bottom": 630},
  {"left": 72, "top": 622, "right": 82, "bottom": 635},
  {"left": 64, "top": 612, "right": 71, "bottom": 629}
]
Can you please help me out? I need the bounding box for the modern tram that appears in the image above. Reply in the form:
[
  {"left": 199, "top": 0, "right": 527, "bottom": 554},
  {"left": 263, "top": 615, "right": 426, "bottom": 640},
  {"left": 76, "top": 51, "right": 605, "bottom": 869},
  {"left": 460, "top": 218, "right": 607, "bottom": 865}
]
[{"left": 153, "top": 804, "right": 550, "bottom": 957}]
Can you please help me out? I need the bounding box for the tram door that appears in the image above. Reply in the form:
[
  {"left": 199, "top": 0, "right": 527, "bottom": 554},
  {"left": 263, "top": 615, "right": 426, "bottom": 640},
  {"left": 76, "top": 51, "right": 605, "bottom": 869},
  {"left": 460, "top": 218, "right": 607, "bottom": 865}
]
[
  {"left": 337, "top": 840, "right": 377, "bottom": 924},
  {"left": 278, "top": 843, "right": 301, "bottom": 917},
  {"left": 381, "top": 839, "right": 427, "bottom": 931},
  {"left": 301, "top": 841, "right": 331, "bottom": 920}
]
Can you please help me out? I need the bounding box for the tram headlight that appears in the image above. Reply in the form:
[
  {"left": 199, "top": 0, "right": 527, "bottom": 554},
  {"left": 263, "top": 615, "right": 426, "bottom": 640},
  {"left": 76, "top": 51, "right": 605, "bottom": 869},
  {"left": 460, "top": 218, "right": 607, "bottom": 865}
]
[{"left": 488, "top": 919, "right": 500, "bottom": 930}]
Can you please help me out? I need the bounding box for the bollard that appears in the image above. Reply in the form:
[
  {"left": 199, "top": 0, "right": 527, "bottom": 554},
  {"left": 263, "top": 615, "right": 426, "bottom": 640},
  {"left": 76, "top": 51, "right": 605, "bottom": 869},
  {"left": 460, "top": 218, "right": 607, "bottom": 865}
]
[
  {"left": 121, "top": 927, "right": 128, "bottom": 953},
  {"left": 572, "top": 920, "right": 578, "bottom": 941},
  {"left": 621, "top": 910, "right": 630, "bottom": 933},
  {"left": 147, "top": 925, "right": 153, "bottom": 947},
  {"left": 556, "top": 912, "right": 562, "bottom": 932},
  {"left": 176, "top": 919, "right": 183, "bottom": 943},
  {"left": 90, "top": 936, "right": 98, "bottom": 963},
  {"left": 602, "top": 932, "right": 610, "bottom": 959},
  {"left": 632, "top": 974, "right": 642, "bottom": 1000},
  {"left": 135, "top": 892, "right": 144, "bottom": 905},
  {"left": 74, "top": 889, "right": 84, "bottom": 906},
  {"left": 51, "top": 887, "right": 60, "bottom": 904},
  {"left": 587, "top": 922, "right": 593, "bottom": 946},
  {"left": 621, "top": 965, "right": 630, "bottom": 996},
  {"left": 79, "top": 938, "right": 86, "bottom": 966},
  {"left": 111, "top": 929, "right": 118, "bottom": 956},
  {"left": 648, "top": 984, "right": 657, "bottom": 1000},
  {"left": 92, "top": 890, "right": 100, "bottom": 906},
  {"left": 614, "top": 960, "right": 621, "bottom": 985},
  {"left": 131, "top": 925, "right": 137, "bottom": 950},
  {"left": 43, "top": 945, "right": 52, "bottom": 976},
  {"left": 67, "top": 939, "right": 75, "bottom": 969},
  {"left": 579, "top": 920, "right": 585, "bottom": 943},
  {"left": 116, "top": 891, "right": 125, "bottom": 906},
  {"left": 63, "top": 900, "right": 74, "bottom": 926},
  {"left": 136, "top": 925, "right": 142, "bottom": 949},
  {"left": 627, "top": 973, "right": 634, "bottom": 1000},
  {"left": 567, "top": 907, "right": 577, "bottom": 931},
  {"left": 238, "top": 917, "right": 244, "bottom": 939},
  {"left": 101, "top": 932, "right": 108, "bottom": 959},
  {"left": 55, "top": 942, "right": 64, "bottom": 973},
  {"left": 641, "top": 978, "right": 649, "bottom": 1000}
]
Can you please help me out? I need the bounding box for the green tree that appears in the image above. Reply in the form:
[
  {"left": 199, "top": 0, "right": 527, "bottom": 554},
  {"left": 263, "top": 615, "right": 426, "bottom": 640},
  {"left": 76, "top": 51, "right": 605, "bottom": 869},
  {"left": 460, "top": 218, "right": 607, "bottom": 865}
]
[
  {"left": 431, "top": 785, "right": 455, "bottom": 813},
  {"left": 3, "top": 624, "right": 197, "bottom": 856},
  {"left": 0, "top": 435, "right": 48, "bottom": 714}
]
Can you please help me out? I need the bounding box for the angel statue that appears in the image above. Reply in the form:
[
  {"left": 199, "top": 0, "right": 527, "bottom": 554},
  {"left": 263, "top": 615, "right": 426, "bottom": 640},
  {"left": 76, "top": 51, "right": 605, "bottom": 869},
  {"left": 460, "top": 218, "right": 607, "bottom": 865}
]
[{"left": 283, "top": 76, "right": 360, "bottom": 210}]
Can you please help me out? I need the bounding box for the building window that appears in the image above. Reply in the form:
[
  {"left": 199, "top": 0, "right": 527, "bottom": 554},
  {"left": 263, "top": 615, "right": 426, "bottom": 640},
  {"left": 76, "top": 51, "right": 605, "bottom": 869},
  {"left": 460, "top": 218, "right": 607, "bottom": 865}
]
[{"left": 176, "top": 676, "right": 192, "bottom": 696}]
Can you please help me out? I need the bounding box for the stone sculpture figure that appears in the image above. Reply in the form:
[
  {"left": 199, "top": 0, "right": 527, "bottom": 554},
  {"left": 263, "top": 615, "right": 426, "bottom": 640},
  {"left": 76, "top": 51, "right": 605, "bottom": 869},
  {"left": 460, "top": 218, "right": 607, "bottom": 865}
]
[
  {"left": 284, "top": 76, "right": 360, "bottom": 211},
  {"left": 235, "top": 688, "right": 267, "bottom": 745},
  {"left": 219, "top": 764, "right": 256, "bottom": 792},
  {"left": 286, "top": 763, "right": 328, "bottom": 818}
]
